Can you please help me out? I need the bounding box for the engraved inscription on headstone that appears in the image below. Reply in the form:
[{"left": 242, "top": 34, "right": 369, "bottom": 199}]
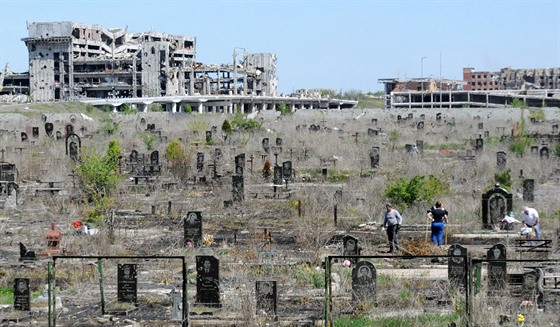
[
  {"left": 352, "top": 261, "right": 377, "bottom": 304},
  {"left": 184, "top": 211, "right": 202, "bottom": 247},
  {"left": 448, "top": 244, "right": 468, "bottom": 290},
  {"left": 32, "top": 127, "right": 39, "bottom": 138},
  {"left": 487, "top": 244, "right": 507, "bottom": 292},
  {"left": 14, "top": 278, "right": 30, "bottom": 311},
  {"left": 523, "top": 179, "right": 534, "bottom": 202},
  {"left": 256, "top": 281, "right": 277, "bottom": 318},
  {"left": 196, "top": 256, "right": 220, "bottom": 307},
  {"left": 117, "top": 264, "right": 138, "bottom": 304}
]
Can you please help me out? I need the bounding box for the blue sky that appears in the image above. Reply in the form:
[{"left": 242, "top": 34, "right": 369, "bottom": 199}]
[{"left": 1, "top": 0, "right": 559, "bottom": 94}]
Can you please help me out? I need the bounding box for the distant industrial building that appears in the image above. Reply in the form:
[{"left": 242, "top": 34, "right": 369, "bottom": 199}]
[{"left": 463, "top": 67, "right": 560, "bottom": 91}]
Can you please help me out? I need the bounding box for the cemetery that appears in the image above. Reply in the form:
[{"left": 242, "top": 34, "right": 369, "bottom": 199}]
[{"left": 0, "top": 102, "right": 560, "bottom": 326}]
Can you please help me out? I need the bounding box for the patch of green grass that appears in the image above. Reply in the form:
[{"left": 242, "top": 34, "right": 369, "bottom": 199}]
[{"left": 335, "top": 312, "right": 460, "bottom": 327}]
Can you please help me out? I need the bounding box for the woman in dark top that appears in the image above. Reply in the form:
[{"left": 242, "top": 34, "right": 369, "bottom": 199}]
[{"left": 427, "top": 201, "right": 448, "bottom": 248}]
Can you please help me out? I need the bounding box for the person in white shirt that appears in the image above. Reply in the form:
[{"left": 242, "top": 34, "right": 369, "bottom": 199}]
[{"left": 521, "top": 206, "right": 540, "bottom": 239}]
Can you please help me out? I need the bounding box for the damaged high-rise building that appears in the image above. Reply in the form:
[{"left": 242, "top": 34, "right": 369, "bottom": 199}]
[
  {"left": 463, "top": 67, "right": 560, "bottom": 91},
  {"left": 15, "top": 21, "right": 277, "bottom": 102}
]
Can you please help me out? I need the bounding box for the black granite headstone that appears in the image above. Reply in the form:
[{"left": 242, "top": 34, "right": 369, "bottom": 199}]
[
  {"left": 273, "top": 165, "right": 282, "bottom": 185},
  {"left": 540, "top": 147, "right": 550, "bottom": 159},
  {"left": 482, "top": 186, "right": 512, "bottom": 229},
  {"left": 256, "top": 281, "right": 277, "bottom": 318},
  {"left": 66, "top": 134, "right": 81, "bottom": 162},
  {"left": 448, "top": 244, "right": 468, "bottom": 290},
  {"left": 370, "top": 147, "right": 380, "bottom": 169},
  {"left": 235, "top": 153, "right": 245, "bottom": 175},
  {"left": 32, "top": 127, "right": 39, "bottom": 138},
  {"left": 117, "top": 264, "right": 138, "bottom": 304},
  {"left": 478, "top": 122, "right": 484, "bottom": 130},
  {"left": 487, "top": 244, "right": 507, "bottom": 293},
  {"left": 184, "top": 211, "right": 202, "bottom": 247},
  {"left": 45, "top": 123, "right": 54, "bottom": 137},
  {"left": 282, "top": 161, "right": 292, "bottom": 182},
  {"left": 197, "top": 152, "right": 204, "bottom": 172},
  {"left": 262, "top": 138, "right": 270, "bottom": 153},
  {"left": 343, "top": 235, "right": 360, "bottom": 263},
  {"left": 352, "top": 261, "right": 376, "bottom": 303},
  {"left": 196, "top": 255, "right": 220, "bottom": 307},
  {"left": 21, "top": 132, "right": 28, "bottom": 142},
  {"left": 205, "top": 131, "right": 212, "bottom": 144},
  {"left": 150, "top": 150, "right": 159, "bottom": 165},
  {"left": 65, "top": 124, "right": 74, "bottom": 136},
  {"left": 523, "top": 179, "right": 534, "bottom": 202},
  {"left": 14, "top": 278, "right": 30, "bottom": 311},
  {"left": 417, "top": 121, "right": 424, "bottom": 130},
  {"left": 475, "top": 137, "right": 483, "bottom": 151},
  {"left": 275, "top": 138, "right": 282, "bottom": 147}
]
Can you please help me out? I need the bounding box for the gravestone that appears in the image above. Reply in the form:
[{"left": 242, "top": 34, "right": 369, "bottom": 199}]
[
  {"left": 405, "top": 144, "right": 413, "bottom": 153},
  {"left": 147, "top": 123, "right": 155, "bottom": 131},
  {"left": 496, "top": 151, "right": 507, "bottom": 170},
  {"left": 205, "top": 131, "right": 212, "bottom": 144},
  {"left": 211, "top": 126, "right": 217, "bottom": 135},
  {"left": 484, "top": 131, "right": 490, "bottom": 138},
  {"left": 367, "top": 128, "right": 376, "bottom": 137},
  {"left": 371, "top": 118, "right": 377, "bottom": 125},
  {"left": 407, "top": 113, "right": 413, "bottom": 120},
  {"left": 309, "top": 124, "right": 320, "bottom": 132},
  {"left": 487, "top": 244, "right": 507, "bottom": 293},
  {"left": 256, "top": 281, "right": 277, "bottom": 318},
  {"left": 273, "top": 165, "right": 283, "bottom": 185},
  {"left": 55, "top": 131, "right": 63, "bottom": 140},
  {"left": 522, "top": 269, "right": 544, "bottom": 308},
  {"left": 322, "top": 167, "right": 328, "bottom": 179},
  {"left": 232, "top": 175, "right": 244, "bottom": 202},
  {"left": 65, "top": 134, "right": 81, "bottom": 162},
  {"left": 478, "top": 122, "right": 483, "bottom": 130},
  {"left": 397, "top": 115, "right": 402, "bottom": 123},
  {"left": 45, "top": 123, "right": 54, "bottom": 137},
  {"left": 32, "top": 127, "right": 39, "bottom": 138},
  {"left": 21, "top": 132, "right": 28, "bottom": 142},
  {"left": 118, "top": 264, "right": 138, "bottom": 304},
  {"left": 342, "top": 235, "right": 360, "bottom": 263},
  {"left": 196, "top": 255, "right": 220, "bottom": 307},
  {"left": 436, "top": 113, "right": 442, "bottom": 121},
  {"left": 523, "top": 179, "right": 534, "bottom": 202},
  {"left": 197, "top": 152, "right": 204, "bottom": 172},
  {"left": 276, "top": 138, "right": 282, "bottom": 147},
  {"left": 553, "top": 124, "right": 559, "bottom": 134},
  {"left": 417, "top": 121, "right": 424, "bottom": 130},
  {"left": 530, "top": 146, "right": 539, "bottom": 155},
  {"left": 171, "top": 289, "right": 183, "bottom": 322},
  {"left": 184, "top": 211, "right": 202, "bottom": 247},
  {"left": 415, "top": 140, "right": 424, "bottom": 153},
  {"left": 235, "top": 153, "right": 245, "bottom": 175},
  {"left": 481, "top": 184, "right": 512, "bottom": 229},
  {"left": 540, "top": 146, "right": 550, "bottom": 159},
  {"left": 150, "top": 150, "right": 159, "bottom": 165},
  {"left": 14, "top": 278, "right": 30, "bottom": 311},
  {"left": 140, "top": 118, "right": 146, "bottom": 125},
  {"left": 262, "top": 138, "right": 270, "bottom": 153},
  {"left": 448, "top": 244, "right": 468, "bottom": 290},
  {"left": 214, "top": 148, "right": 222, "bottom": 160},
  {"left": 352, "top": 261, "right": 377, "bottom": 303},
  {"left": 65, "top": 124, "right": 74, "bottom": 136},
  {"left": 369, "top": 147, "right": 380, "bottom": 168},
  {"left": 282, "top": 161, "right": 292, "bottom": 182},
  {"left": 475, "top": 137, "right": 483, "bottom": 151},
  {"left": 130, "top": 150, "right": 139, "bottom": 165}
]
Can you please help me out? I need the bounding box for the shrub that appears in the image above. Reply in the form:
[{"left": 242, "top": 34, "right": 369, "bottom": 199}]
[
  {"left": 165, "top": 140, "right": 190, "bottom": 184},
  {"left": 385, "top": 175, "right": 449, "bottom": 209},
  {"left": 184, "top": 105, "right": 193, "bottom": 113},
  {"left": 276, "top": 103, "right": 291, "bottom": 115},
  {"left": 221, "top": 119, "right": 232, "bottom": 135},
  {"left": 494, "top": 168, "right": 512, "bottom": 190},
  {"left": 231, "top": 113, "right": 261, "bottom": 132}
]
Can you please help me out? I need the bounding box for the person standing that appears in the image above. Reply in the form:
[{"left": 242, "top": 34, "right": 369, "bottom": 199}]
[
  {"left": 427, "top": 201, "right": 448, "bottom": 248},
  {"left": 521, "top": 206, "right": 540, "bottom": 239},
  {"left": 383, "top": 203, "right": 403, "bottom": 253}
]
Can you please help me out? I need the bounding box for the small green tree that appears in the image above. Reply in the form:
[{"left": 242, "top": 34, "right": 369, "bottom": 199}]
[
  {"left": 184, "top": 105, "right": 193, "bottom": 114},
  {"left": 385, "top": 175, "right": 449, "bottom": 209},
  {"left": 276, "top": 103, "right": 291, "bottom": 115},
  {"left": 389, "top": 128, "right": 400, "bottom": 151},
  {"left": 222, "top": 119, "right": 232, "bottom": 135},
  {"left": 106, "top": 140, "right": 122, "bottom": 173},
  {"left": 494, "top": 168, "right": 512, "bottom": 191},
  {"left": 165, "top": 140, "right": 189, "bottom": 184},
  {"left": 141, "top": 133, "right": 158, "bottom": 151}
]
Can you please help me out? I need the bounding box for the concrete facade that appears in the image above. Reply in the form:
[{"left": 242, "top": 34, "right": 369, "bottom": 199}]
[
  {"left": 464, "top": 67, "right": 560, "bottom": 91},
  {"left": 13, "top": 21, "right": 279, "bottom": 102}
]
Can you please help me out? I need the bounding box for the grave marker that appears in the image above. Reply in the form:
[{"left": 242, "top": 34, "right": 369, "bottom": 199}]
[
  {"left": 196, "top": 256, "right": 221, "bottom": 307},
  {"left": 65, "top": 124, "right": 74, "bottom": 136},
  {"left": 235, "top": 153, "right": 245, "bottom": 175},
  {"left": 282, "top": 161, "right": 292, "bottom": 182},
  {"left": 276, "top": 137, "right": 282, "bottom": 147},
  {"left": 415, "top": 140, "right": 424, "bottom": 153},
  {"left": 540, "top": 146, "right": 550, "bottom": 159},
  {"left": 417, "top": 121, "right": 424, "bottom": 130},
  {"left": 448, "top": 244, "right": 468, "bottom": 290},
  {"left": 205, "top": 131, "right": 212, "bottom": 144},
  {"left": 496, "top": 151, "right": 507, "bottom": 170},
  {"left": 32, "top": 127, "right": 39, "bottom": 138},
  {"left": 232, "top": 175, "right": 244, "bottom": 202},
  {"left": 273, "top": 165, "right": 283, "bottom": 185},
  {"left": 523, "top": 179, "right": 534, "bottom": 202},
  {"left": 21, "top": 132, "right": 28, "bottom": 142},
  {"left": 14, "top": 278, "right": 30, "bottom": 311},
  {"left": 117, "top": 264, "right": 138, "bottom": 304},
  {"left": 262, "top": 138, "right": 270, "bottom": 153},
  {"left": 370, "top": 147, "right": 379, "bottom": 168},
  {"left": 475, "top": 137, "right": 483, "bottom": 151},
  {"left": 482, "top": 185, "right": 512, "bottom": 229},
  {"left": 45, "top": 123, "right": 54, "bottom": 137},
  {"left": 351, "top": 261, "right": 376, "bottom": 303},
  {"left": 487, "top": 244, "right": 507, "bottom": 292},
  {"left": 171, "top": 289, "right": 183, "bottom": 322},
  {"left": 184, "top": 211, "right": 202, "bottom": 247},
  {"left": 256, "top": 281, "right": 277, "bottom": 318},
  {"left": 197, "top": 152, "right": 204, "bottom": 172},
  {"left": 522, "top": 269, "right": 543, "bottom": 308},
  {"left": 65, "top": 134, "right": 81, "bottom": 161},
  {"left": 342, "top": 235, "right": 360, "bottom": 263}
]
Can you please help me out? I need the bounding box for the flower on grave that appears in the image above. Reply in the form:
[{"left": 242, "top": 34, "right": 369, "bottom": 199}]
[
  {"left": 186, "top": 242, "right": 193, "bottom": 248},
  {"left": 516, "top": 313, "right": 525, "bottom": 324},
  {"left": 202, "top": 234, "right": 214, "bottom": 246},
  {"left": 342, "top": 260, "right": 351, "bottom": 267}
]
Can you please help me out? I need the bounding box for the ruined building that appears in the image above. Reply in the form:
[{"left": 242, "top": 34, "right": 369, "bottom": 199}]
[
  {"left": 463, "top": 67, "right": 560, "bottom": 91},
  {"left": 2, "top": 21, "right": 278, "bottom": 102}
]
